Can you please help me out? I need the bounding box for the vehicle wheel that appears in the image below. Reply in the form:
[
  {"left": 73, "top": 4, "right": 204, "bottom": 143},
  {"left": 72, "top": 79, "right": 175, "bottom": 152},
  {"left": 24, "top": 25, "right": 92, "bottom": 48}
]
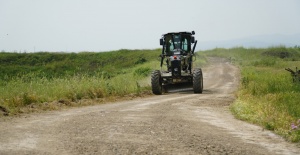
[
  {"left": 151, "top": 70, "right": 162, "bottom": 95},
  {"left": 193, "top": 68, "right": 203, "bottom": 93}
]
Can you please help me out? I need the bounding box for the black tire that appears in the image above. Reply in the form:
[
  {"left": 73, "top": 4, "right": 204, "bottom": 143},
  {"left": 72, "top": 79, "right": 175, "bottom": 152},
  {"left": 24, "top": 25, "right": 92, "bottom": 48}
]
[
  {"left": 193, "top": 68, "right": 203, "bottom": 94},
  {"left": 151, "top": 70, "right": 162, "bottom": 95}
]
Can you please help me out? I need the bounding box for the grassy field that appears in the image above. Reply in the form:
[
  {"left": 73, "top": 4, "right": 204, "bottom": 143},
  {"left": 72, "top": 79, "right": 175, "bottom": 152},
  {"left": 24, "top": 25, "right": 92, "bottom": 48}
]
[
  {"left": 202, "top": 46, "right": 300, "bottom": 142},
  {"left": 0, "top": 49, "right": 162, "bottom": 115}
]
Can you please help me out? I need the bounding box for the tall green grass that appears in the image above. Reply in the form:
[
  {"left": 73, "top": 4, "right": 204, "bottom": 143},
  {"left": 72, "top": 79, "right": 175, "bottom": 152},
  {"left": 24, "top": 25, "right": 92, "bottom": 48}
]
[
  {"left": 203, "top": 46, "right": 300, "bottom": 142},
  {"left": 0, "top": 49, "right": 161, "bottom": 116},
  {"left": 0, "top": 49, "right": 161, "bottom": 80}
]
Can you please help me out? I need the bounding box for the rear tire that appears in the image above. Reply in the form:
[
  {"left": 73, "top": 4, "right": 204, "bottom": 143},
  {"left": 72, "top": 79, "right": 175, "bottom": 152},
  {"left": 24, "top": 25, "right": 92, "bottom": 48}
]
[
  {"left": 151, "top": 70, "right": 162, "bottom": 95},
  {"left": 193, "top": 68, "right": 203, "bottom": 93}
]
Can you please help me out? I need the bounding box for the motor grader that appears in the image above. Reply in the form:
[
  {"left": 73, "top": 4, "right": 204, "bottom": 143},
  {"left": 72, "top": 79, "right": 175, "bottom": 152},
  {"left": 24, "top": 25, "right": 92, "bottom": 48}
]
[{"left": 151, "top": 31, "right": 203, "bottom": 95}]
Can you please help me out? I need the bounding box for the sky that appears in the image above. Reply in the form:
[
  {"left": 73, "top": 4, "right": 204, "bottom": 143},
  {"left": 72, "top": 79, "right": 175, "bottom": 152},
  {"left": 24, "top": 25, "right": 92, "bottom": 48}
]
[{"left": 0, "top": 0, "right": 300, "bottom": 52}]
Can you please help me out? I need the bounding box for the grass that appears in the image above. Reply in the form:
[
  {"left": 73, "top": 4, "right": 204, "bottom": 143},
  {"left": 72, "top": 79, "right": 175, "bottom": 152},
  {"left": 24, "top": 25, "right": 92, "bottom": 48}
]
[
  {"left": 0, "top": 72, "right": 149, "bottom": 114},
  {"left": 0, "top": 49, "right": 161, "bottom": 80},
  {"left": 202, "top": 46, "right": 300, "bottom": 142},
  {"left": 0, "top": 49, "right": 161, "bottom": 116}
]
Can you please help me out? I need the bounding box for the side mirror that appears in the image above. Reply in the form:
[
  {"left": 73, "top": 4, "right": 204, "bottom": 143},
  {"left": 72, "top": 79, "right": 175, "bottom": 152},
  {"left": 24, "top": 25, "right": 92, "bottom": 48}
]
[
  {"left": 192, "top": 31, "right": 195, "bottom": 35},
  {"left": 191, "top": 36, "right": 195, "bottom": 43},
  {"left": 160, "top": 39, "right": 164, "bottom": 45}
]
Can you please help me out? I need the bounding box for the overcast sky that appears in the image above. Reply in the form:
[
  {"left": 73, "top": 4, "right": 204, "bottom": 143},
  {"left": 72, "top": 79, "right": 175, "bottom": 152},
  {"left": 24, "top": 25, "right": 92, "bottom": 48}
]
[{"left": 1, "top": 0, "right": 300, "bottom": 52}]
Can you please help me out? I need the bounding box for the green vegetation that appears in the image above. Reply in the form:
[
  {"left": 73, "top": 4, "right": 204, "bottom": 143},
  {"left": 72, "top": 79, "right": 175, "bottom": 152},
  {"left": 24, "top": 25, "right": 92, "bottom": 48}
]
[
  {"left": 0, "top": 49, "right": 161, "bottom": 116},
  {"left": 202, "top": 46, "right": 300, "bottom": 142},
  {"left": 0, "top": 49, "right": 160, "bottom": 80},
  {"left": 2, "top": 46, "right": 299, "bottom": 142}
]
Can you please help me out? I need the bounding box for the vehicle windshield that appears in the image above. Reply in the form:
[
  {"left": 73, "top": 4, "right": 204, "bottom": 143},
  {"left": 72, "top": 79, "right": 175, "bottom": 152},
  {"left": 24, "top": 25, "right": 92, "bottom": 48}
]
[{"left": 164, "top": 34, "right": 190, "bottom": 55}]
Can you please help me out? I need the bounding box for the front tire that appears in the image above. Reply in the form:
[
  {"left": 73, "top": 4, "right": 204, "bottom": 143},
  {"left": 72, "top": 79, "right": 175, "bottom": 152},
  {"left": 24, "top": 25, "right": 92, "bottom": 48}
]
[
  {"left": 151, "top": 70, "right": 162, "bottom": 95},
  {"left": 193, "top": 68, "right": 203, "bottom": 93}
]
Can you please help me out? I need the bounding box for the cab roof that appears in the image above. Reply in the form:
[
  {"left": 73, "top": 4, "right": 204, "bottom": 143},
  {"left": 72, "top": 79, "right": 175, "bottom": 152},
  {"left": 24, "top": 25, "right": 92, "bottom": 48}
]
[{"left": 162, "top": 31, "right": 195, "bottom": 37}]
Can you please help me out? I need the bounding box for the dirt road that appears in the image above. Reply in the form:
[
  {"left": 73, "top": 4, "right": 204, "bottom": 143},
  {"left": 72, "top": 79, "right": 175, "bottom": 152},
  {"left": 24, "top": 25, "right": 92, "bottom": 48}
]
[{"left": 0, "top": 58, "right": 299, "bottom": 155}]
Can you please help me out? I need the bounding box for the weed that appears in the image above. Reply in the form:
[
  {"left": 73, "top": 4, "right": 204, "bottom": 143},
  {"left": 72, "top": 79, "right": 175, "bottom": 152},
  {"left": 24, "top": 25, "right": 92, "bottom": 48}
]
[
  {"left": 22, "top": 93, "right": 38, "bottom": 105},
  {"left": 291, "top": 119, "right": 300, "bottom": 130},
  {"left": 136, "top": 81, "right": 141, "bottom": 95}
]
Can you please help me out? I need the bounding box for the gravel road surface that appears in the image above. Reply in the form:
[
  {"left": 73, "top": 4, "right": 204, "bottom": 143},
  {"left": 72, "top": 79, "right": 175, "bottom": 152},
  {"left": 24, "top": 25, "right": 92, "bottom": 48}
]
[{"left": 1, "top": 58, "right": 299, "bottom": 155}]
